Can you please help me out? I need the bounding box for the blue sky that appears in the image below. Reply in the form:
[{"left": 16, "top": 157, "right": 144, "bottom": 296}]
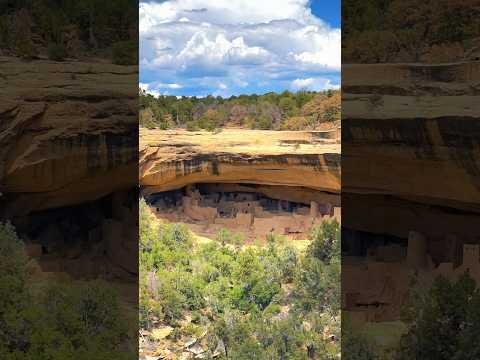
[
  {"left": 140, "top": 0, "right": 340, "bottom": 97},
  {"left": 311, "top": 0, "right": 340, "bottom": 28}
]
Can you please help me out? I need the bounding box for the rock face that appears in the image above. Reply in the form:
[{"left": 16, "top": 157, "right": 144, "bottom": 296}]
[
  {"left": 0, "top": 57, "right": 138, "bottom": 277},
  {"left": 342, "top": 62, "right": 480, "bottom": 325},
  {"left": 139, "top": 128, "right": 340, "bottom": 197},
  {"left": 0, "top": 57, "right": 138, "bottom": 217},
  {"left": 343, "top": 61, "right": 480, "bottom": 240}
]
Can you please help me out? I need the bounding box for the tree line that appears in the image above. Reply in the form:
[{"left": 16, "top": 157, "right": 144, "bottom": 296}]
[
  {"left": 139, "top": 89, "right": 341, "bottom": 131},
  {"left": 343, "top": 0, "right": 480, "bottom": 63},
  {"left": 0, "top": 0, "right": 137, "bottom": 64}
]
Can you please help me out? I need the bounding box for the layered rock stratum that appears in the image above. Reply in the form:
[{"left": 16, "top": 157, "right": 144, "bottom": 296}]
[
  {"left": 343, "top": 61, "right": 480, "bottom": 239},
  {"left": 0, "top": 57, "right": 138, "bottom": 277},
  {"left": 0, "top": 57, "right": 138, "bottom": 217},
  {"left": 139, "top": 128, "right": 341, "bottom": 205}
]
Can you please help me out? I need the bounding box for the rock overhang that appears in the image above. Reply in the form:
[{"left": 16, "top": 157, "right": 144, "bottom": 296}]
[
  {"left": 139, "top": 128, "right": 341, "bottom": 197},
  {"left": 343, "top": 61, "right": 480, "bottom": 240},
  {"left": 0, "top": 57, "right": 138, "bottom": 217}
]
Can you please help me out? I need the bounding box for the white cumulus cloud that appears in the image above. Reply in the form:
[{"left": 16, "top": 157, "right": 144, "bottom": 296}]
[
  {"left": 292, "top": 78, "right": 314, "bottom": 89},
  {"left": 291, "top": 77, "right": 339, "bottom": 91},
  {"left": 140, "top": 0, "right": 340, "bottom": 96}
]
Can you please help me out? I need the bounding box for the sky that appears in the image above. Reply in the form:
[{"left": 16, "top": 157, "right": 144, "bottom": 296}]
[{"left": 139, "top": 0, "right": 341, "bottom": 97}]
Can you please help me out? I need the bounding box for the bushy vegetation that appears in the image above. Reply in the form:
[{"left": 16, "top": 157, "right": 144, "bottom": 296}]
[
  {"left": 0, "top": 222, "right": 134, "bottom": 359},
  {"left": 343, "top": 270, "right": 480, "bottom": 359},
  {"left": 47, "top": 42, "right": 67, "bottom": 61},
  {"left": 0, "top": 0, "right": 137, "bottom": 62},
  {"left": 111, "top": 40, "right": 137, "bottom": 65},
  {"left": 139, "top": 89, "right": 340, "bottom": 131},
  {"left": 342, "top": 323, "right": 380, "bottom": 360},
  {"left": 343, "top": 0, "right": 480, "bottom": 63},
  {"left": 139, "top": 198, "right": 340, "bottom": 358},
  {"left": 395, "top": 272, "right": 480, "bottom": 359}
]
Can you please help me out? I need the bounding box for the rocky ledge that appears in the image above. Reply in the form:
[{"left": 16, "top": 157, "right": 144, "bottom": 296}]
[
  {"left": 0, "top": 56, "right": 138, "bottom": 217},
  {"left": 139, "top": 128, "right": 341, "bottom": 200},
  {"left": 343, "top": 61, "right": 480, "bottom": 240},
  {"left": 0, "top": 57, "right": 138, "bottom": 277}
]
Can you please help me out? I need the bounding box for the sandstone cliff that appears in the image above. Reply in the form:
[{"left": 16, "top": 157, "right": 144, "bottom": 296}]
[
  {"left": 0, "top": 57, "right": 138, "bottom": 217},
  {"left": 139, "top": 128, "right": 341, "bottom": 205},
  {"left": 343, "top": 61, "right": 480, "bottom": 239},
  {"left": 0, "top": 57, "right": 138, "bottom": 277}
]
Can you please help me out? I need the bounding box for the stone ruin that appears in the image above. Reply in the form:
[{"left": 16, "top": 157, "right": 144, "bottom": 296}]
[
  {"left": 148, "top": 183, "right": 341, "bottom": 238},
  {"left": 20, "top": 190, "right": 138, "bottom": 280},
  {"left": 343, "top": 230, "right": 480, "bottom": 325}
]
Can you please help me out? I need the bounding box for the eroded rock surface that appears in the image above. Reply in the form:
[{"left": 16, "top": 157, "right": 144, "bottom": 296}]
[
  {"left": 342, "top": 61, "right": 480, "bottom": 325},
  {"left": 343, "top": 61, "right": 480, "bottom": 239},
  {"left": 0, "top": 56, "right": 138, "bottom": 217},
  {"left": 0, "top": 57, "right": 138, "bottom": 278},
  {"left": 139, "top": 128, "right": 340, "bottom": 195}
]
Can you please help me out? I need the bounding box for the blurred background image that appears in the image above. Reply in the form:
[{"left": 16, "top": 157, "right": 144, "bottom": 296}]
[{"left": 0, "top": 0, "right": 138, "bottom": 358}]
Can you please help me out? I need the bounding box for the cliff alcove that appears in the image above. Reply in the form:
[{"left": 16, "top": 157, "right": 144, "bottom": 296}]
[
  {"left": 147, "top": 182, "right": 340, "bottom": 241},
  {"left": 139, "top": 128, "right": 341, "bottom": 241},
  {"left": 0, "top": 58, "right": 138, "bottom": 280},
  {"left": 9, "top": 189, "right": 138, "bottom": 280},
  {"left": 342, "top": 61, "right": 480, "bottom": 325}
]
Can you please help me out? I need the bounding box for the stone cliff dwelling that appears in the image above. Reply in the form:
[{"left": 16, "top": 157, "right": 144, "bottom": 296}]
[
  {"left": 343, "top": 229, "right": 480, "bottom": 325},
  {"left": 146, "top": 183, "right": 340, "bottom": 240},
  {"left": 6, "top": 190, "right": 138, "bottom": 281},
  {"left": 139, "top": 128, "right": 341, "bottom": 241},
  {"left": 0, "top": 58, "right": 138, "bottom": 283},
  {"left": 342, "top": 61, "right": 480, "bottom": 328}
]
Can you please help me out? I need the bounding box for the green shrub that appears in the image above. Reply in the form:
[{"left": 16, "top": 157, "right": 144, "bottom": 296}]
[
  {"left": 159, "top": 120, "right": 170, "bottom": 130},
  {"left": 231, "top": 233, "right": 244, "bottom": 247},
  {"left": 216, "top": 228, "right": 232, "bottom": 245},
  {"left": 186, "top": 121, "right": 199, "bottom": 131},
  {"left": 307, "top": 219, "right": 340, "bottom": 264},
  {"left": 36, "top": 281, "right": 131, "bottom": 354},
  {"left": 139, "top": 284, "right": 163, "bottom": 329},
  {"left": 140, "top": 117, "right": 156, "bottom": 129},
  {"left": 0, "top": 222, "right": 29, "bottom": 353},
  {"left": 157, "top": 274, "right": 186, "bottom": 323},
  {"left": 278, "top": 246, "right": 298, "bottom": 282},
  {"left": 0, "top": 222, "right": 134, "bottom": 359},
  {"left": 257, "top": 115, "right": 273, "bottom": 129},
  {"left": 342, "top": 324, "right": 379, "bottom": 360},
  {"left": 293, "top": 220, "right": 341, "bottom": 314},
  {"left": 197, "top": 116, "right": 218, "bottom": 131},
  {"left": 214, "top": 230, "right": 245, "bottom": 248},
  {"left": 48, "top": 42, "right": 68, "bottom": 61},
  {"left": 396, "top": 273, "right": 480, "bottom": 359},
  {"left": 112, "top": 40, "right": 138, "bottom": 66},
  {"left": 16, "top": 38, "right": 37, "bottom": 59},
  {"left": 294, "top": 255, "right": 340, "bottom": 313},
  {"left": 139, "top": 109, "right": 157, "bottom": 129},
  {"left": 263, "top": 303, "right": 281, "bottom": 316},
  {"left": 243, "top": 116, "right": 257, "bottom": 129}
]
